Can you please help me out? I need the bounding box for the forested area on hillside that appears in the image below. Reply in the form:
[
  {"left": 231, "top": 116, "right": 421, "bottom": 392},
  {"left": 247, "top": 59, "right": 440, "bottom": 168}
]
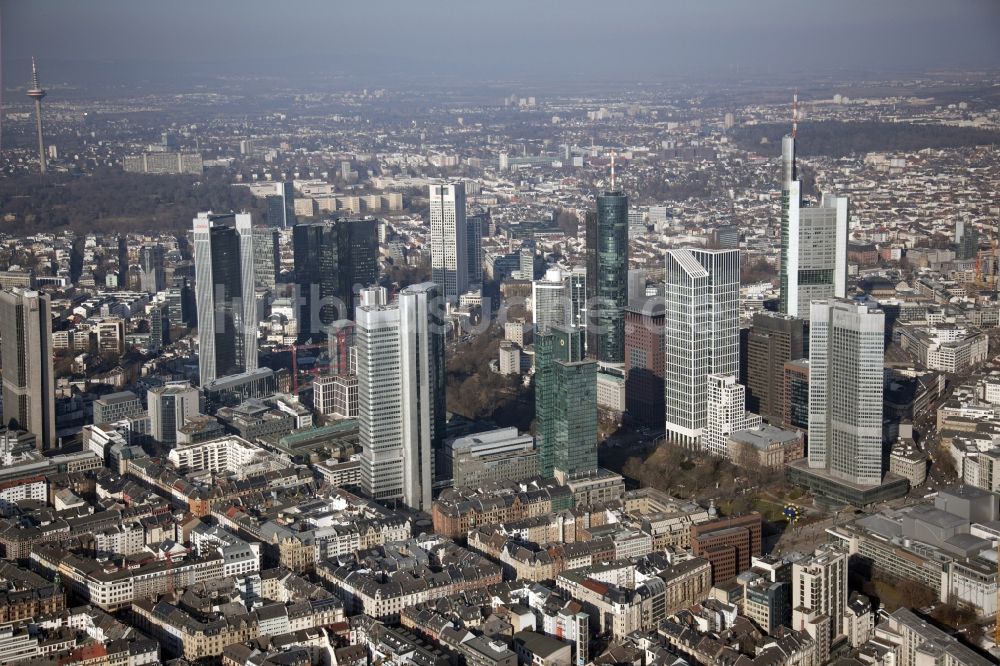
[{"left": 0, "top": 169, "right": 257, "bottom": 233}]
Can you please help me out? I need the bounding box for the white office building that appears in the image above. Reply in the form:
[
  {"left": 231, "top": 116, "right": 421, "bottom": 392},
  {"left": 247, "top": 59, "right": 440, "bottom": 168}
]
[
  {"left": 429, "top": 182, "right": 468, "bottom": 302},
  {"left": 704, "top": 374, "right": 762, "bottom": 459},
  {"left": 663, "top": 248, "right": 740, "bottom": 449},
  {"left": 357, "top": 283, "right": 444, "bottom": 511},
  {"left": 808, "top": 300, "right": 885, "bottom": 486},
  {"left": 779, "top": 134, "right": 849, "bottom": 319}
]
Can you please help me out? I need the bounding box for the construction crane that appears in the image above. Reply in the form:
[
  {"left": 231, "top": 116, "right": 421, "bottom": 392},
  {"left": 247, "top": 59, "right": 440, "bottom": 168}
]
[{"left": 269, "top": 342, "right": 328, "bottom": 393}]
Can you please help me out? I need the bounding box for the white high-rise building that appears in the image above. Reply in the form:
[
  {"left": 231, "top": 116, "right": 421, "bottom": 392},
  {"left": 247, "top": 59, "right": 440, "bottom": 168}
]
[
  {"left": 429, "top": 182, "right": 468, "bottom": 302},
  {"left": 357, "top": 304, "right": 403, "bottom": 502},
  {"left": 357, "top": 282, "right": 444, "bottom": 511},
  {"left": 808, "top": 300, "right": 885, "bottom": 486},
  {"left": 792, "top": 545, "right": 848, "bottom": 660},
  {"left": 779, "top": 134, "right": 849, "bottom": 319},
  {"left": 193, "top": 212, "right": 258, "bottom": 385},
  {"left": 704, "top": 374, "right": 762, "bottom": 459},
  {"left": 664, "top": 248, "right": 740, "bottom": 449},
  {"left": 531, "top": 268, "right": 569, "bottom": 334}
]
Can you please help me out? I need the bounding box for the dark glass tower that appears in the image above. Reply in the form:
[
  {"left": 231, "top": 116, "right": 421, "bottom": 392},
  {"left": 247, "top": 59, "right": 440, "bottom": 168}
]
[
  {"left": 535, "top": 325, "right": 596, "bottom": 479},
  {"left": 593, "top": 191, "right": 629, "bottom": 363},
  {"left": 293, "top": 219, "right": 378, "bottom": 339}
]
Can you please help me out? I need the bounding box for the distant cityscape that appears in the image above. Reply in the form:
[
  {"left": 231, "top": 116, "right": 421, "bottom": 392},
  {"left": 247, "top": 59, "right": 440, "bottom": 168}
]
[{"left": 0, "top": 5, "right": 999, "bottom": 665}]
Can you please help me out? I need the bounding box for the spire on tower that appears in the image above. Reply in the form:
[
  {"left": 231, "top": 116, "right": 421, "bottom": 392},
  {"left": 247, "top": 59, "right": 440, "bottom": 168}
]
[
  {"left": 610, "top": 151, "right": 616, "bottom": 190},
  {"left": 791, "top": 91, "right": 798, "bottom": 139}
]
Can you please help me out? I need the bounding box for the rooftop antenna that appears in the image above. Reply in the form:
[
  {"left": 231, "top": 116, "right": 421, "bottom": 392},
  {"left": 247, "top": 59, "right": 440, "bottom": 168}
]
[
  {"left": 610, "top": 151, "right": 616, "bottom": 190},
  {"left": 792, "top": 91, "right": 798, "bottom": 139}
]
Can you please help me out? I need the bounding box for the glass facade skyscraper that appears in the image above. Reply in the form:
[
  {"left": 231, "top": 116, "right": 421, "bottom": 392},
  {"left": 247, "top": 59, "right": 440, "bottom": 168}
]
[
  {"left": 193, "top": 212, "right": 257, "bottom": 386},
  {"left": 293, "top": 218, "right": 379, "bottom": 339},
  {"left": 592, "top": 191, "right": 629, "bottom": 363},
  {"left": 535, "top": 325, "right": 596, "bottom": 479}
]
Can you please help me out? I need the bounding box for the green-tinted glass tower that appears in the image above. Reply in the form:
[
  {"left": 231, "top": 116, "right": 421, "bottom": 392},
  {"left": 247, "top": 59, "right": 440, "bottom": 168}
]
[
  {"left": 593, "top": 191, "right": 629, "bottom": 363},
  {"left": 535, "top": 325, "right": 597, "bottom": 479}
]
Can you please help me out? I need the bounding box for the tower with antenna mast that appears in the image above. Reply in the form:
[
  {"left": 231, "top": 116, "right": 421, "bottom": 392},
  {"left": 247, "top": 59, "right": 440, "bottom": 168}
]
[{"left": 26, "top": 57, "right": 47, "bottom": 175}]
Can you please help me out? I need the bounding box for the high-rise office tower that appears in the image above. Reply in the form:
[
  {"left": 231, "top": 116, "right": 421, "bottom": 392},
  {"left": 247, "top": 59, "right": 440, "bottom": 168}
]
[
  {"left": 139, "top": 245, "right": 166, "bottom": 294},
  {"left": 192, "top": 212, "right": 258, "bottom": 386},
  {"left": 792, "top": 545, "right": 848, "bottom": 659},
  {"left": 591, "top": 190, "right": 628, "bottom": 363},
  {"left": 429, "top": 182, "right": 468, "bottom": 302},
  {"left": 584, "top": 211, "right": 599, "bottom": 355},
  {"left": 357, "top": 282, "right": 445, "bottom": 510},
  {"left": 167, "top": 276, "right": 195, "bottom": 328},
  {"left": 664, "top": 248, "right": 740, "bottom": 448},
  {"left": 251, "top": 226, "right": 280, "bottom": 293},
  {"left": 0, "top": 289, "right": 55, "bottom": 449},
  {"left": 624, "top": 298, "right": 665, "bottom": 428},
  {"left": 808, "top": 300, "right": 885, "bottom": 486},
  {"left": 779, "top": 133, "right": 849, "bottom": 319},
  {"left": 26, "top": 59, "right": 47, "bottom": 175},
  {"left": 148, "top": 381, "right": 200, "bottom": 445},
  {"left": 746, "top": 312, "right": 805, "bottom": 427},
  {"left": 782, "top": 359, "right": 810, "bottom": 432},
  {"left": 705, "top": 374, "right": 762, "bottom": 459},
  {"left": 532, "top": 268, "right": 569, "bottom": 334},
  {"left": 535, "top": 325, "right": 597, "bottom": 480},
  {"left": 357, "top": 302, "right": 403, "bottom": 503},
  {"left": 466, "top": 213, "right": 485, "bottom": 287},
  {"left": 148, "top": 302, "right": 169, "bottom": 353},
  {"left": 564, "top": 267, "right": 587, "bottom": 329},
  {"left": 399, "top": 283, "right": 446, "bottom": 511},
  {"left": 265, "top": 181, "right": 297, "bottom": 228},
  {"left": 293, "top": 219, "right": 379, "bottom": 339}
]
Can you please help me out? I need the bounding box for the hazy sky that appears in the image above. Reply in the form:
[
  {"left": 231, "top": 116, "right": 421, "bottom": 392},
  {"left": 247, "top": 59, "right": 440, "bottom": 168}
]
[{"left": 5, "top": 0, "right": 1000, "bottom": 85}]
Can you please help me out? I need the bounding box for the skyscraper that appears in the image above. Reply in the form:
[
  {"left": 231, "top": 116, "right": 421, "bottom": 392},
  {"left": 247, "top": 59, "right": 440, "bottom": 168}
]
[
  {"left": 664, "top": 248, "right": 740, "bottom": 448},
  {"left": 592, "top": 190, "right": 629, "bottom": 363},
  {"left": 535, "top": 325, "right": 597, "bottom": 480},
  {"left": 265, "top": 181, "right": 297, "bottom": 228},
  {"left": 808, "top": 300, "right": 885, "bottom": 486},
  {"left": 624, "top": 298, "right": 665, "bottom": 428},
  {"left": 466, "top": 212, "right": 486, "bottom": 287},
  {"left": 429, "top": 182, "right": 468, "bottom": 302},
  {"left": 357, "top": 303, "right": 403, "bottom": 503},
  {"left": 399, "top": 283, "right": 446, "bottom": 511},
  {"left": 531, "top": 268, "right": 569, "bottom": 334},
  {"left": 746, "top": 312, "right": 805, "bottom": 426},
  {"left": 779, "top": 133, "right": 849, "bottom": 319},
  {"left": 139, "top": 245, "right": 166, "bottom": 294},
  {"left": 193, "top": 212, "right": 258, "bottom": 386},
  {"left": 293, "top": 218, "right": 379, "bottom": 339},
  {"left": 357, "top": 282, "right": 445, "bottom": 510},
  {"left": 251, "top": 226, "right": 280, "bottom": 293},
  {"left": 0, "top": 289, "right": 55, "bottom": 449}
]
